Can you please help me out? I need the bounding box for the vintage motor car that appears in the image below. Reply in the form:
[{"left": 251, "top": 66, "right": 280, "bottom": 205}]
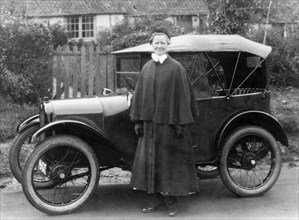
[{"left": 9, "top": 35, "right": 289, "bottom": 215}]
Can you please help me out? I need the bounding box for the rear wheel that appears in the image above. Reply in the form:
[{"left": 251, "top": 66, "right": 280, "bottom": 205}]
[
  {"left": 196, "top": 165, "right": 219, "bottom": 179},
  {"left": 219, "top": 126, "right": 282, "bottom": 197},
  {"left": 22, "top": 135, "right": 99, "bottom": 215}
]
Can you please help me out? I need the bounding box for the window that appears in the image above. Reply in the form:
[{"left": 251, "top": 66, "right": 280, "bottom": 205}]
[
  {"left": 177, "top": 15, "right": 192, "bottom": 28},
  {"left": 67, "top": 16, "right": 94, "bottom": 39},
  {"left": 82, "top": 16, "right": 94, "bottom": 38},
  {"left": 67, "top": 17, "right": 79, "bottom": 38},
  {"left": 116, "top": 56, "right": 141, "bottom": 90}
]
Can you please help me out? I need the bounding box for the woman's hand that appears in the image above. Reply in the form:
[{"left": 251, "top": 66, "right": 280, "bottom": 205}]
[
  {"left": 175, "top": 125, "right": 185, "bottom": 137},
  {"left": 134, "top": 123, "right": 144, "bottom": 137}
]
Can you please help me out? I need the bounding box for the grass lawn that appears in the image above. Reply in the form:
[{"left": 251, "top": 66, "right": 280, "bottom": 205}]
[
  {"left": 270, "top": 86, "right": 299, "bottom": 166},
  {"left": 0, "top": 96, "right": 38, "bottom": 177},
  {"left": 0, "top": 96, "right": 38, "bottom": 142}
]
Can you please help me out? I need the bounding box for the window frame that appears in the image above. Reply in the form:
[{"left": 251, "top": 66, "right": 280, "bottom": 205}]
[{"left": 66, "top": 15, "right": 95, "bottom": 40}]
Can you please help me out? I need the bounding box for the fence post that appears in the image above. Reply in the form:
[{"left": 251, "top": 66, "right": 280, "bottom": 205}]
[
  {"left": 64, "top": 45, "right": 71, "bottom": 98},
  {"left": 88, "top": 44, "right": 94, "bottom": 96},
  {"left": 107, "top": 45, "right": 115, "bottom": 90},
  {"left": 80, "top": 45, "right": 87, "bottom": 97},
  {"left": 95, "top": 45, "right": 102, "bottom": 96},
  {"left": 55, "top": 45, "right": 63, "bottom": 99},
  {"left": 99, "top": 47, "right": 107, "bottom": 93},
  {"left": 72, "top": 45, "right": 79, "bottom": 98},
  {"left": 48, "top": 46, "right": 54, "bottom": 99}
]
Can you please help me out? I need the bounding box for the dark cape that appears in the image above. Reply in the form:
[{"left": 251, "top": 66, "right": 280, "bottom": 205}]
[
  {"left": 130, "top": 56, "right": 199, "bottom": 196},
  {"left": 130, "top": 56, "right": 198, "bottom": 124}
]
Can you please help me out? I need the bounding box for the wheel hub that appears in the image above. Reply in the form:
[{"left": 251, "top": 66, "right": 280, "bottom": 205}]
[
  {"left": 242, "top": 153, "right": 257, "bottom": 170},
  {"left": 50, "top": 165, "right": 68, "bottom": 181}
]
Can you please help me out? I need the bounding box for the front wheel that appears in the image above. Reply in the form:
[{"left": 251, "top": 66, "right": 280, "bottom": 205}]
[
  {"left": 219, "top": 126, "right": 282, "bottom": 197},
  {"left": 22, "top": 135, "right": 100, "bottom": 215}
]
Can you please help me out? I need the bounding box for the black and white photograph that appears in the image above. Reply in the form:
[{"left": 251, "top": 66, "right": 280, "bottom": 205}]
[{"left": 0, "top": 0, "right": 298, "bottom": 219}]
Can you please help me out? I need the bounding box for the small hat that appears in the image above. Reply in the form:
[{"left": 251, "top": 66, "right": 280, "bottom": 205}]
[{"left": 150, "top": 25, "right": 171, "bottom": 39}]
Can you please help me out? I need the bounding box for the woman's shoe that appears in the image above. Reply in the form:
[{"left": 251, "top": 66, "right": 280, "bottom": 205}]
[
  {"left": 142, "top": 200, "right": 162, "bottom": 213},
  {"left": 142, "top": 194, "right": 164, "bottom": 213},
  {"left": 168, "top": 204, "right": 178, "bottom": 217},
  {"left": 165, "top": 196, "right": 178, "bottom": 217}
]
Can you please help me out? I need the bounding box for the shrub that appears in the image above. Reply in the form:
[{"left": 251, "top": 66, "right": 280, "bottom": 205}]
[
  {"left": 0, "top": 68, "right": 34, "bottom": 103},
  {"left": 49, "top": 23, "right": 68, "bottom": 49},
  {"left": 0, "top": 8, "right": 69, "bottom": 104},
  {"left": 98, "top": 16, "right": 199, "bottom": 51},
  {"left": 0, "top": 95, "right": 37, "bottom": 142},
  {"left": 249, "top": 29, "right": 299, "bottom": 88}
]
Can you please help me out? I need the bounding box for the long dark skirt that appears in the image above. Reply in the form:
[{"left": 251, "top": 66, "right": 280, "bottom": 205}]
[{"left": 130, "top": 121, "right": 199, "bottom": 196}]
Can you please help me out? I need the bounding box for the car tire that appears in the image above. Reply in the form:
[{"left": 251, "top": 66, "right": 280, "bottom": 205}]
[
  {"left": 196, "top": 165, "right": 219, "bottom": 179},
  {"left": 9, "top": 124, "right": 39, "bottom": 183},
  {"left": 22, "top": 135, "right": 100, "bottom": 215},
  {"left": 219, "top": 126, "right": 282, "bottom": 197}
]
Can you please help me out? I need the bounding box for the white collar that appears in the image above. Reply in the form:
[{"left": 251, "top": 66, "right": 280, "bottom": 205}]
[{"left": 151, "top": 53, "right": 167, "bottom": 64}]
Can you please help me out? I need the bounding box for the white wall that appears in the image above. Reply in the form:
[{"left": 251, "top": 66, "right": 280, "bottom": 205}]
[
  {"left": 95, "top": 14, "right": 124, "bottom": 31},
  {"left": 35, "top": 17, "right": 65, "bottom": 27},
  {"left": 49, "top": 17, "right": 65, "bottom": 26}
]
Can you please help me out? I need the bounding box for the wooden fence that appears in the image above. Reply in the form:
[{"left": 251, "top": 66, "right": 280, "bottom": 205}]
[{"left": 52, "top": 44, "right": 115, "bottom": 99}]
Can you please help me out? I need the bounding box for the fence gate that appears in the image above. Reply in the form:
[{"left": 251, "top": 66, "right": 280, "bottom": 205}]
[{"left": 52, "top": 44, "right": 115, "bottom": 99}]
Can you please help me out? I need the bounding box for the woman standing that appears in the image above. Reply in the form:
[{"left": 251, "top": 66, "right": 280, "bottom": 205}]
[{"left": 130, "top": 27, "right": 199, "bottom": 217}]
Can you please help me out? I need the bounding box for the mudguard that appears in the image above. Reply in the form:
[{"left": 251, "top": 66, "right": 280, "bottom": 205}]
[
  {"left": 31, "top": 118, "right": 106, "bottom": 142},
  {"left": 17, "top": 114, "right": 40, "bottom": 133},
  {"left": 30, "top": 118, "right": 127, "bottom": 166},
  {"left": 217, "top": 110, "right": 289, "bottom": 148}
]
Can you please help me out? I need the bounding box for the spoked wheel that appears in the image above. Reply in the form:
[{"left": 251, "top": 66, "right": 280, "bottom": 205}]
[
  {"left": 22, "top": 135, "right": 99, "bottom": 215},
  {"left": 9, "top": 125, "right": 39, "bottom": 183},
  {"left": 219, "top": 126, "right": 282, "bottom": 197},
  {"left": 196, "top": 165, "right": 219, "bottom": 179}
]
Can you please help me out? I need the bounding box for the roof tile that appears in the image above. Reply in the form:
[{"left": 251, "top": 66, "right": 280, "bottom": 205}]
[{"left": 2, "top": 0, "right": 208, "bottom": 17}]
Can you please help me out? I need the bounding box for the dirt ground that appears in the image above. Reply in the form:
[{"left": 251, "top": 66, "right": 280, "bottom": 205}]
[{"left": 1, "top": 167, "right": 298, "bottom": 220}]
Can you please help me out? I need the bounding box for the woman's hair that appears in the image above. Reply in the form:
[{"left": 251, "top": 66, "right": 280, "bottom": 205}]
[
  {"left": 149, "top": 26, "right": 171, "bottom": 44},
  {"left": 149, "top": 32, "right": 171, "bottom": 44}
]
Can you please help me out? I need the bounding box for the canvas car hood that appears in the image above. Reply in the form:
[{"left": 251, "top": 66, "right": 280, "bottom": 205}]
[
  {"left": 112, "top": 34, "right": 272, "bottom": 59},
  {"left": 44, "top": 95, "right": 132, "bottom": 116}
]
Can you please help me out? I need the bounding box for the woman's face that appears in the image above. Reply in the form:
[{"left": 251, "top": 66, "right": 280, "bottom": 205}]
[{"left": 151, "top": 34, "right": 169, "bottom": 55}]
